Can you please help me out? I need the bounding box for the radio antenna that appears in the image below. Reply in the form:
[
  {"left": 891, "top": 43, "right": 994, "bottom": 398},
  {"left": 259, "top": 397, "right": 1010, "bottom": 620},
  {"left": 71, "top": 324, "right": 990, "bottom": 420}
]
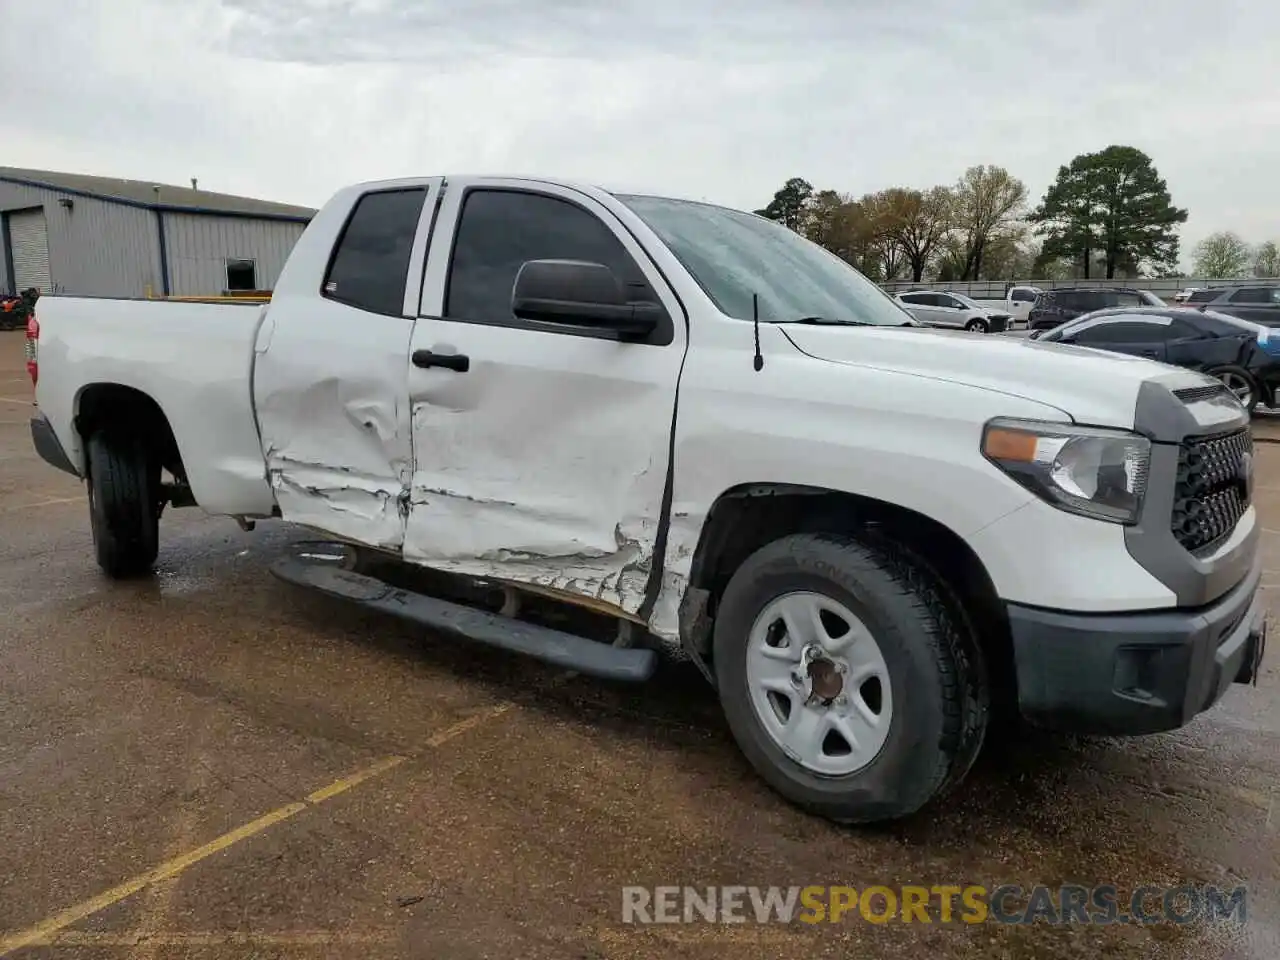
[{"left": 752, "top": 293, "right": 764, "bottom": 371}]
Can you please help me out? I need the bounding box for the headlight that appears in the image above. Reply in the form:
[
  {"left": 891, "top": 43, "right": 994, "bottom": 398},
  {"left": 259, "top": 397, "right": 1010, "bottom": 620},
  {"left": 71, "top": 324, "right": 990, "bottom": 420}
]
[{"left": 982, "top": 418, "right": 1151, "bottom": 524}]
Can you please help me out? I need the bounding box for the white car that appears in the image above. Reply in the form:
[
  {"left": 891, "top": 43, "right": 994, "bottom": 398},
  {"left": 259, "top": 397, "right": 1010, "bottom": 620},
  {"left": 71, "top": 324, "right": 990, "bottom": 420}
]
[
  {"left": 25, "top": 174, "right": 1267, "bottom": 825},
  {"left": 894, "top": 290, "right": 1013, "bottom": 333}
]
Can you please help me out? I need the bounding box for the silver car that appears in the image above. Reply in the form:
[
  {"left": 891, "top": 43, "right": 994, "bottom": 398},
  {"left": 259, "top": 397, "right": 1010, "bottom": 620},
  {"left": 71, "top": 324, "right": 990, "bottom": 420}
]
[{"left": 894, "top": 290, "right": 1011, "bottom": 333}]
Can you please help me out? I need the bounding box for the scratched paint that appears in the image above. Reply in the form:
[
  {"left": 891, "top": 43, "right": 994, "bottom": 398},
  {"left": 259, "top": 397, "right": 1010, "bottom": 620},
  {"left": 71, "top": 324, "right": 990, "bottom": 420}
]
[
  {"left": 400, "top": 312, "right": 682, "bottom": 618},
  {"left": 251, "top": 291, "right": 417, "bottom": 549}
]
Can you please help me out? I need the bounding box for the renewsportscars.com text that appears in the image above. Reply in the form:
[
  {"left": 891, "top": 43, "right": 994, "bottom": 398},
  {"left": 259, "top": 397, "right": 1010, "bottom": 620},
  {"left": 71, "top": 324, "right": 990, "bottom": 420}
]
[{"left": 620, "top": 884, "right": 1248, "bottom": 926}]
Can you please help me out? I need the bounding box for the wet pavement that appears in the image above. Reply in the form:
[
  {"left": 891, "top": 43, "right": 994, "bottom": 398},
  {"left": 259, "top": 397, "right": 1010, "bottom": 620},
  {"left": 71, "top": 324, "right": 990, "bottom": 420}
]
[{"left": 1, "top": 329, "right": 1279, "bottom": 959}]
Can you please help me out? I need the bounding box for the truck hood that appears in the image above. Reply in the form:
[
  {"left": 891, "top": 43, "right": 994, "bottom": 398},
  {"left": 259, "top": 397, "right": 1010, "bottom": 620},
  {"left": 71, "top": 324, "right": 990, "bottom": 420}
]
[{"left": 780, "top": 324, "right": 1221, "bottom": 429}]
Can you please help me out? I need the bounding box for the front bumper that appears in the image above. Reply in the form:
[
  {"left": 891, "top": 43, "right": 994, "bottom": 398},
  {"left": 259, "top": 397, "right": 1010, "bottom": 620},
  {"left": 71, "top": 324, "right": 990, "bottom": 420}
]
[{"left": 1008, "top": 558, "right": 1266, "bottom": 735}]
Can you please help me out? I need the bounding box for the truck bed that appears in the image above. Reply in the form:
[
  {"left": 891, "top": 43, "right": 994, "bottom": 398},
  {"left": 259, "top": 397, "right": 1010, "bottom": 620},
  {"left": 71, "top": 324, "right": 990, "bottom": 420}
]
[{"left": 33, "top": 296, "right": 277, "bottom": 517}]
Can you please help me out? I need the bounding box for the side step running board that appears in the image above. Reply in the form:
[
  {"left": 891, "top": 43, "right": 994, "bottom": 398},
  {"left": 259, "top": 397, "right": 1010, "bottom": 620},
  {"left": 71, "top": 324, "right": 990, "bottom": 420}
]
[{"left": 269, "top": 553, "right": 657, "bottom": 683}]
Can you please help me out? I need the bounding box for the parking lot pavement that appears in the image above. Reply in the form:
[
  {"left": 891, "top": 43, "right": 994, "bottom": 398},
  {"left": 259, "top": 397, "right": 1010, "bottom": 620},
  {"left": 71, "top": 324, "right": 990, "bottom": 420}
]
[{"left": 2, "top": 328, "right": 1280, "bottom": 959}]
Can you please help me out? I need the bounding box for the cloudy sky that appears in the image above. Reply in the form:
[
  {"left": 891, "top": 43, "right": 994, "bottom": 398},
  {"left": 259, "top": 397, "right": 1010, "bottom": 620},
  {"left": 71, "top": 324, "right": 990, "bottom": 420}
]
[{"left": 4, "top": 0, "right": 1277, "bottom": 266}]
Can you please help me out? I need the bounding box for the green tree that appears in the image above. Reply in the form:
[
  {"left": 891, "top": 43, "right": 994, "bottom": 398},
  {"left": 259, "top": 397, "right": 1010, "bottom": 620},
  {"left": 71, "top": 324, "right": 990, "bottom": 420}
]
[
  {"left": 803, "top": 190, "right": 880, "bottom": 276},
  {"left": 755, "top": 177, "right": 814, "bottom": 231},
  {"left": 875, "top": 186, "right": 954, "bottom": 281},
  {"left": 1030, "top": 146, "right": 1187, "bottom": 279},
  {"left": 1192, "top": 231, "right": 1252, "bottom": 277},
  {"left": 1255, "top": 241, "right": 1280, "bottom": 279},
  {"left": 951, "top": 165, "right": 1027, "bottom": 280}
]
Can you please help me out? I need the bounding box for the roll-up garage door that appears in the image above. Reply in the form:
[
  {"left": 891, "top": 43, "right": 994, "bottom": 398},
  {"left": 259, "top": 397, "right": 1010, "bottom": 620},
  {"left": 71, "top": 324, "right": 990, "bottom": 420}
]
[{"left": 9, "top": 208, "right": 52, "bottom": 293}]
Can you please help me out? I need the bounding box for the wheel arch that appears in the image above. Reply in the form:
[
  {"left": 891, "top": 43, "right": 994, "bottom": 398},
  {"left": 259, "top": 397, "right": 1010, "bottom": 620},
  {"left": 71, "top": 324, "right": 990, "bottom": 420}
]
[
  {"left": 74, "top": 382, "right": 188, "bottom": 489},
  {"left": 679, "top": 483, "right": 1012, "bottom": 701}
]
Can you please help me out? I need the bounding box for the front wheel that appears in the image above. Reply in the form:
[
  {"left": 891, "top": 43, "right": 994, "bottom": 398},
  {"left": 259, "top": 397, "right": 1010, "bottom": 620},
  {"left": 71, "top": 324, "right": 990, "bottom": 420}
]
[
  {"left": 86, "top": 431, "right": 161, "bottom": 578},
  {"left": 712, "top": 533, "right": 988, "bottom": 823},
  {"left": 965, "top": 318, "right": 989, "bottom": 333},
  {"left": 1208, "top": 365, "right": 1259, "bottom": 414}
]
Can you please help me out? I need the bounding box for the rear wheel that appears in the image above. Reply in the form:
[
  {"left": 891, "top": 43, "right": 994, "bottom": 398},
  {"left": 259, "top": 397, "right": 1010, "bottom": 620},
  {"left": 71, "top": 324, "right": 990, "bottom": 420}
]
[
  {"left": 712, "top": 532, "right": 988, "bottom": 823},
  {"left": 965, "top": 318, "right": 988, "bottom": 333},
  {"left": 1208, "top": 365, "right": 1258, "bottom": 414},
  {"left": 86, "top": 431, "right": 161, "bottom": 578}
]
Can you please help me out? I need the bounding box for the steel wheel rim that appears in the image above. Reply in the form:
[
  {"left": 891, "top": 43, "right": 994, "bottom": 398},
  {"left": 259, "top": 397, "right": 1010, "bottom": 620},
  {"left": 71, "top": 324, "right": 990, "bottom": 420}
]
[
  {"left": 1216, "top": 371, "right": 1253, "bottom": 405},
  {"left": 745, "top": 591, "right": 893, "bottom": 777}
]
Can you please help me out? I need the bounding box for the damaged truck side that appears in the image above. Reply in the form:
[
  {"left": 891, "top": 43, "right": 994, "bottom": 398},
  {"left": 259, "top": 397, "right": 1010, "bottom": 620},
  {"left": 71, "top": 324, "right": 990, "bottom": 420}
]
[{"left": 28, "top": 175, "right": 1268, "bottom": 823}]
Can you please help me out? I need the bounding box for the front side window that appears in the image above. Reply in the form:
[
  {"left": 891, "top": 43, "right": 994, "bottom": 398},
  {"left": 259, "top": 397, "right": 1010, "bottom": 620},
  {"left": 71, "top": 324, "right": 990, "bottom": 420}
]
[
  {"left": 1073, "top": 318, "right": 1173, "bottom": 344},
  {"left": 323, "top": 188, "right": 427, "bottom": 316},
  {"left": 445, "top": 189, "right": 653, "bottom": 324},
  {"left": 619, "top": 194, "right": 916, "bottom": 326}
]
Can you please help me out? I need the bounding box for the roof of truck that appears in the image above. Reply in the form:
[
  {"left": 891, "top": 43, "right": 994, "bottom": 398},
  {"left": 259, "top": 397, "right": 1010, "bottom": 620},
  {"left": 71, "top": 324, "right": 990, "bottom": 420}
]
[{"left": 0, "top": 167, "right": 317, "bottom": 222}]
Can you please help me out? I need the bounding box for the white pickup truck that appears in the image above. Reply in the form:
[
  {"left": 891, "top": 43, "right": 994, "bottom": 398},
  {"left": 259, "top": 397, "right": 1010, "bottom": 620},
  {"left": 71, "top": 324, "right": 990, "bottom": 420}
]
[
  {"left": 974, "top": 285, "right": 1042, "bottom": 328},
  {"left": 26, "top": 175, "right": 1267, "bottom": 824}
]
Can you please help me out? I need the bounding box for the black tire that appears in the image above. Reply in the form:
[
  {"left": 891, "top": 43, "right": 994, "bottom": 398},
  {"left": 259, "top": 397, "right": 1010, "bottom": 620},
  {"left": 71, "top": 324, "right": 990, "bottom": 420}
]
[
  {"left": 1206, "top": 365, "right": 1259, "bottom": 414},
  {"left": 712, "top": 532, "right": 988, "bottom": 823},
  {"left": 86, "top": 431, "right": 160, "bottom": 578},
  {"left": 965, "top": 318, "right": 988, "bottom": 334}
]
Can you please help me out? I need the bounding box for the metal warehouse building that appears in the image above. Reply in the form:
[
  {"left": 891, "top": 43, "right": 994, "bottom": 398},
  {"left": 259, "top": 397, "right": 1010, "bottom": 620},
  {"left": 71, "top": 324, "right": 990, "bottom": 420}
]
[{"left": 0, "top": 167, "right": 316, "bottom": 299}]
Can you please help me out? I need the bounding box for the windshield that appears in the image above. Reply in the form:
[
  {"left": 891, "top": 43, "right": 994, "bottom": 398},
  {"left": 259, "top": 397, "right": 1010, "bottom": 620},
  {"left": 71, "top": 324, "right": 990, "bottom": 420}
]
[{"left": 617, "top": 195, "right": 918, "bottom": 326}]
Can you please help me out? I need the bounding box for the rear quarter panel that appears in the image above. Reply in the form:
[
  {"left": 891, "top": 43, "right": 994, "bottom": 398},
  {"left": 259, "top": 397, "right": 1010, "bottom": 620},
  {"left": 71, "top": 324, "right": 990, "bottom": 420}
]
[{"left": 34, "top": 297, "right": 276, "bottom": 516}]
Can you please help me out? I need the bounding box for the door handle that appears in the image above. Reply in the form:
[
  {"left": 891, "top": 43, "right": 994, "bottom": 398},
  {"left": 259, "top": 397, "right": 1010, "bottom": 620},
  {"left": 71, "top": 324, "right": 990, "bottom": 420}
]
[{"left": 412, "top": 349, "right": 470, "bottom": 372}]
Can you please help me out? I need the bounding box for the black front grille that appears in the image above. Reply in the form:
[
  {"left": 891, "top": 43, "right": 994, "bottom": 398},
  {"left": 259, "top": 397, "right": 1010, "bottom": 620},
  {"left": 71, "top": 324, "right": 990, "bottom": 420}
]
[{"left": 1172, "top": 429, "right": 1253, "bottom": 554}]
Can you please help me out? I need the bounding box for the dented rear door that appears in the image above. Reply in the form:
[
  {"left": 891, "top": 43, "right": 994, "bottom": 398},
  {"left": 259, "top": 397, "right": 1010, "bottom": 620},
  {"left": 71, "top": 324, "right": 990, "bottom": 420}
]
[
  {"left": 253, "top": 179, "right": 443, "bottom": 550},
  {"left": 402, "top": 178, "right": 687, "bottom": 617}
]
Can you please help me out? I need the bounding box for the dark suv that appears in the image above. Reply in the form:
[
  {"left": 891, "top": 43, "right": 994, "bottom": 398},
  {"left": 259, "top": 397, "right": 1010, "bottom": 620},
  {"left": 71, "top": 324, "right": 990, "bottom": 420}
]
[
  {"left": 1027, "top": 287, "right": 1165, "bottom": 331},
  {"left": 1181, "top": 285, "right": 1280, "bottom": 326}
]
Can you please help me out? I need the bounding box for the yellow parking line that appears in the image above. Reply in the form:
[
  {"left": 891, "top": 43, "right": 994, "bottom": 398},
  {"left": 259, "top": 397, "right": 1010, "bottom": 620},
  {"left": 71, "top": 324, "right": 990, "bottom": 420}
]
[{"left": 0, "top": 755, "right": 407, "bottom": 956}]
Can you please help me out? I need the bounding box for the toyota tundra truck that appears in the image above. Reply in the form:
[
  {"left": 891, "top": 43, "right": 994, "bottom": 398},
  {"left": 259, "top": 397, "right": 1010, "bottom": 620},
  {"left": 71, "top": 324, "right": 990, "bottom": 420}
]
[{"left": 25, "top": 174, "right": 1268, "bottom": 823}]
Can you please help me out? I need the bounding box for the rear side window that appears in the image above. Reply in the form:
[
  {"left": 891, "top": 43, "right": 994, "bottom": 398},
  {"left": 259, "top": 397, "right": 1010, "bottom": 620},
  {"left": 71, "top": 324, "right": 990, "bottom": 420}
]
[
  {"left": 899, "top": 293, "right": 925, "bottom": 305},
  {"left": 1230, "top": 287, "right": 1280, "bottom": 304},
  {"left": 1187, "top": 289, "right": 1220, "bottom": 304},
  {"left": 323, "top": 188, "right": 428, "bottom": 316}
]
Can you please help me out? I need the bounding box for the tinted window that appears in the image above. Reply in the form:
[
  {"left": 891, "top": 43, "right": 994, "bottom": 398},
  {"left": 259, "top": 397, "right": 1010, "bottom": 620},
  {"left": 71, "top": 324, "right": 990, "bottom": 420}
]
[
  {"left": 323, "top": 188, "right": 427, "bottom": 316},
  {"left": 1101, "top": 291, "right": 1145, "bottom": 308},
  {"left": 899, "top": 293, "right": 926, "bottom": 305},
  {"left": 940, "top": 295, "right": 965, "bottom": 309},
  {"left": 1187, "top": 289, "right": 1220, "bottom": 303},
  {"left": 1168, "top": 317, "right": 1207, "bottom": 339},
  {"left": 1011, "top": 288, "right": 1037, "bottom": 302},
  {"left": 1073, "top": 319, "right": 1173, "bottom": 344},
  {"left": 1230, "top": 287, "right": 1280, "bottom": 304},
  {"left": 446, "top": 190, "right": 651, "bottom": 323}
]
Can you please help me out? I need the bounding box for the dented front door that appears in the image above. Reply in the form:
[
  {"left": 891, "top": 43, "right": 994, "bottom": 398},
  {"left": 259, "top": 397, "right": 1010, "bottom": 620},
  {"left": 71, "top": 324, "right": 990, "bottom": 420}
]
[
  {"left": 401, "top": 178, "right": 687, "bottom": 617},
  {"left": 252, "top": 180, "right": 442, "bottom": 550}
]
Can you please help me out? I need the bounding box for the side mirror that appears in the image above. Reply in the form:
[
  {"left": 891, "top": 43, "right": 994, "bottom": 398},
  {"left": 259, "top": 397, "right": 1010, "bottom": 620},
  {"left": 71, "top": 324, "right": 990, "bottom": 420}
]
[{"left": 511, "top": 259, "right": 663, "bottom": 338}]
